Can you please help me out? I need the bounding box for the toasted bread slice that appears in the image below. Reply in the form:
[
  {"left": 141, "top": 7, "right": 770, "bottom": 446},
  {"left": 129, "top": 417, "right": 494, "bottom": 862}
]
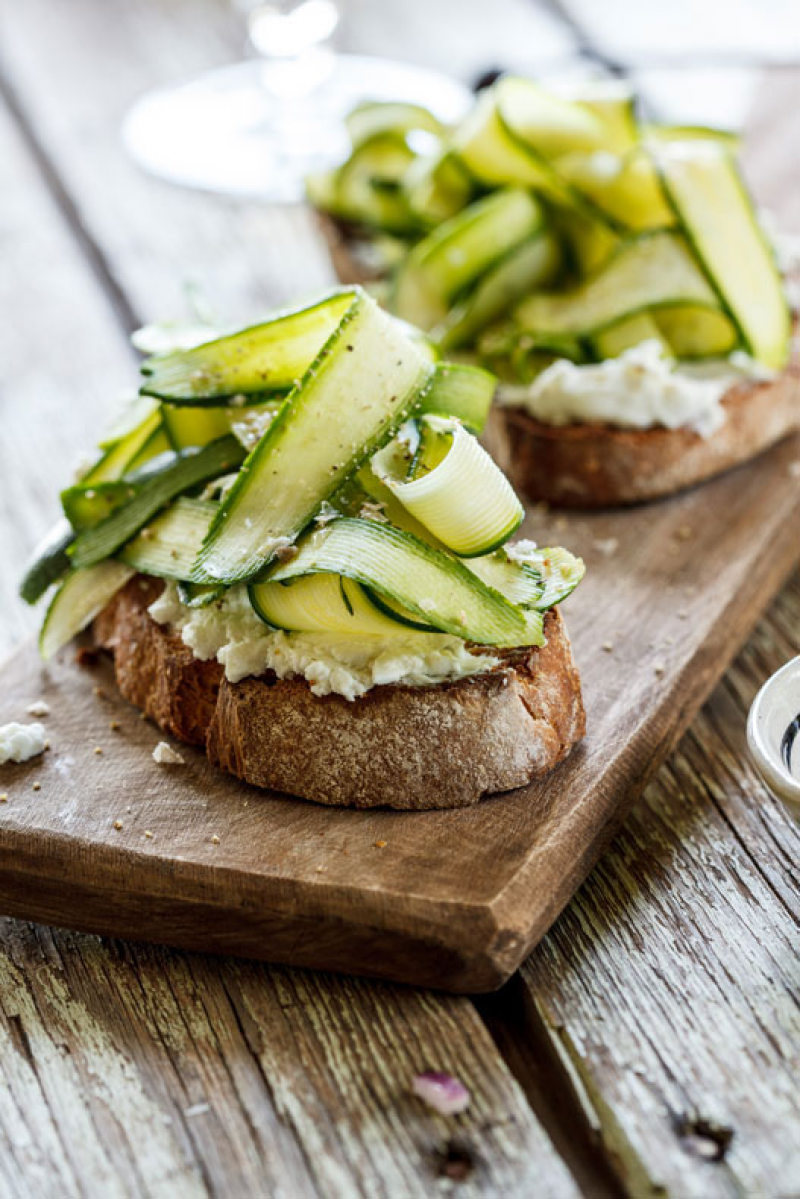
[
  {"left": 318, "top": 214, "right": 800, "bottom": 508},
  {"left": 92, "top": 576, "right": 585, "bottom": 810},
  {"left": 484, "top": 368, "right": 800, "bottom": 508}
]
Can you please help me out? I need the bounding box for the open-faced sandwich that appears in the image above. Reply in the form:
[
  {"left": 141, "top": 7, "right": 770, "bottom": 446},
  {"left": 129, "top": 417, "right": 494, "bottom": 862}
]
[
  {"left": 309, "top": 77, "right": 799, "bottom": 507},
  {"left": 20, "top": 289, "right": 585, "bottom": 809}
]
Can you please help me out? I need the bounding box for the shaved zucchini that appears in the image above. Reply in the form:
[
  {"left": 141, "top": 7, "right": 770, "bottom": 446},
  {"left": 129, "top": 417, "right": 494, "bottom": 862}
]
[
  {"left": 438, "top": 230, "right": 560, "bottom": 350},
  {"left": 70, "top": 435, "right": 244, "bottom": 570},
  {"left": 402, "top": 149, "right": 473, "bottom": 226},
  {"left": 654, "top": 306, "right": 738, "bottom": 358},
  {"left": 499, "top": 76, "right": 607, "bottom": 159},
  {"left": 19, "top": 520, "right": 75, "bottom": 605},
  {"left": 515, "top": 230, "right": 720, "bottom": 340},
  {"left": 392, "top": 188, "right": 543, "bottom": 331},
  {"left": 593, "top": 312, "right": 669, "bottom": 359},
  {"left": 80, "top": 404, "right": 163, "bottom": 485},
  {"left": 553, "top": 79, "right": 638, "bottom": 154},
  {"left": 40, "top": 561, "right": 135, "bottom": 660},
  {"left": 62, "top": 480, "right": 139, "bottom": 531},
  {"left": 373, "top": 416, "right": 523, "bottom": 557},
  {"left": 250, "top": 572, "right": 409, "bottom": 635},
  {"left": 163, "top": 403, "right": 233, "bottom": 450},
  {"left": 654, "top": 141, "right": 790, "bottom": 369},
  {"left": 345, "top": 101, "right": 442, "bottom": 147},
  {"left": 415, "top": 362, "right": 496, "bottom": 432},
  {"left": 118, "top": 497, "right": 216, "bottom": 579},
  {"left": 140, "top": 291, "right": 356, "bottom": 402},
  {"left": 260, "top": 517, "right": 536, "bottom": 647},
  {"left": 335, "top": 132, "right": 417, "bottom": 233},
  {"left": 559, "top": 147, "right": 674, "bottom": 231},
  {"left": 192, "top": 291, "right": 431, "bottom": 585}
]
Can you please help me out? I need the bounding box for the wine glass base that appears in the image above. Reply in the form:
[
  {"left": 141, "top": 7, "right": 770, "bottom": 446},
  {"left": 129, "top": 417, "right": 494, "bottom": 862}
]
[{"left": 122, "top": 54, "right": 471, "bottom": 202}]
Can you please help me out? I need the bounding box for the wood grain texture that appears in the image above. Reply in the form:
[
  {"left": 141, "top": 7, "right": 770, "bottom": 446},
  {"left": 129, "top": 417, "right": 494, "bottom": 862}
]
[
  {"left": 0, "top": 920, "right": 577, "bottom": 1199},
  {"left": 0, "top": 0, "right": 799, "bottom": 1192},
  {"left": 517, "top": 572, "right": 800, "bottom": 1198},
  {"left": 1, "top": 419, "right": 798, "bottom": 992}
]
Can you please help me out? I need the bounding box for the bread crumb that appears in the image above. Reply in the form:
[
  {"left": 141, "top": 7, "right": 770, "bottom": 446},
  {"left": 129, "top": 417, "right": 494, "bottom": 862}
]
[
  {"left": 602, "top": 641, "right": 614, "bottom": 653},
  {"left": 210, "top": 835, "right": 220, "bottom": 845},
  {"left": 110, "top": 720, "right": 120, "bottom": 731},
  {"left": 374, "top": 839, "right": 388, "bottom": 849},
  {"left": 32, "top": 782, "right": 41, "bottom": 792},
  {"left": 94, "top": 747, "right": 103, "bottom": 755},
  {"left": 0, "top": 793, "right": 7, "bottom": 803},
  {"left": 315, "top": 864, "right": 325, "bottom": 872},
  {"left": 677, "top": 609, "right": 689, "bottom": 620},
  {"left": 144, "top": 830, "right": 154, "bottom": 839},
  {"left": 676, "top": 525, "right": 694, "bottom": 541},
  {"left": 152, "top": 741, "right": 185, "bottom": 766},
  {"left": 653, "top": 661, "right": 666, "bottom": 675},
  {"left": 26, "top": 701, "right": 50, "bottom": 718},
  {"left": 113, "top": 820, "right": 123, "bottom": 830}
]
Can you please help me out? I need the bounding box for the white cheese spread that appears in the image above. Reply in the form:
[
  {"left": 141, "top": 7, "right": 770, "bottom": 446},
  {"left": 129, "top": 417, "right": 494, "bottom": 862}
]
[
  {"left": 499, "top": 340, "right": 775, "bottom": 436},
  {"left": 152, "top": 741, "right": 186, "bottom": 765},
  {"left": 0, "top": 722, "right": 47, "bottom": 765},
  {"left": 148, "top": 582, "right": 500, "bottom": 702}
]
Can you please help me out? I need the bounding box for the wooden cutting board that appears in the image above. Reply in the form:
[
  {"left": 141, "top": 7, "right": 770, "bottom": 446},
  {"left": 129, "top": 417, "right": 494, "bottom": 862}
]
[{"left": 1, "top": 430, "right": 799, "bottom": 993}]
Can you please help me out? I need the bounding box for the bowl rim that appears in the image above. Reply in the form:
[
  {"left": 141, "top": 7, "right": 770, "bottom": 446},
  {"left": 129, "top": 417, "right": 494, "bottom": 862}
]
[{"left": 747, "top": 654, "right": 800, "bottom": 808}]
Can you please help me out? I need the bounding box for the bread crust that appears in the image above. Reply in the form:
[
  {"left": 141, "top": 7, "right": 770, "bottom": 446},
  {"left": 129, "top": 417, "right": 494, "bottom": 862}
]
[
  {"left": 485, "top": 369, "right": 800, "bottom": 508},
  {"left": 93, "top": 576, "right": 585, "bottom": 810}
]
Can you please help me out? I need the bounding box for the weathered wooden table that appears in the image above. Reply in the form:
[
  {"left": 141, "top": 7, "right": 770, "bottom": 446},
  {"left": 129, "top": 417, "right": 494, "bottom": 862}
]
[{"left": 1, "top": 2, "right": 798, "bottom": 1194}]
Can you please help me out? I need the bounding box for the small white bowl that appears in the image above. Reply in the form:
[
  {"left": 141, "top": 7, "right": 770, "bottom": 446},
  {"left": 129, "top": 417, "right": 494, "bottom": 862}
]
[{"left": 747, "top": 655, "right": 800, "bottom": 815}]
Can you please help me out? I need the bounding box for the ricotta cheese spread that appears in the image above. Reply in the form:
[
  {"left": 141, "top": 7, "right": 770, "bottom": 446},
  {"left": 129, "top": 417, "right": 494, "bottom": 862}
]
[
  {"left": 498, "top": 340, "right": 775, "bottom": 436},
  {"left": 148, "top": 582, "right": 501, "bottom": 702},
  {"left": 0, "top": 721, "right": 47, "bottom": 765}
]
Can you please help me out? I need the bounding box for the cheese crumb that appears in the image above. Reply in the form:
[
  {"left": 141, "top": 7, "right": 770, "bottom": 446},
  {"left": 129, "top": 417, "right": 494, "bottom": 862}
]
[
  {"left": 0, "top": 722, "right": 47, "bottom": 765},
  {"left": 113, "top": 820, "right": 123, "bottom": 830},
  {"left": 653, "top": 661, "right": 666, "bottom": 675},
  {"left": 602, "top": 641, "right": 614, "bottom": 653},
  {"left": 152, "top": 741, "right": 186, "bottom": 766},
  {"left": 210, "top": 835, "right": 220, "bottom": 845},
  {"left": 32, "top": 782, "right": 41, "bottom": 792},
  {"left": 26, "top": 700, "right": 50, "bottom": 718}
]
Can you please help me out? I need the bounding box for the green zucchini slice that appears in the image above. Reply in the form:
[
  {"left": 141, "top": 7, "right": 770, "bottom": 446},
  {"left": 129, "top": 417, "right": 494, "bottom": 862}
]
[
  {"left": 515, "top": 230, "right": 720, "bottom": 340},
  {"left": 118, "top": 497, "right": 216, "bottom": 579},
  {"left": 40, "top": 561, "right": 135, "bottom": 660},
  {"left": 392, "top": 187, "right": 544, "bottom": 331},
  {"left": 19, "top": 520, "right": 75, "bottom": 605},
  {"left": 654, "top": 306, "right": 739, "bottom": 358},
  {"left": 61, "top": 480, "right": 139, "bottom": 531},
  {"left": 250, "top": 572, "right": 411, "bottom": 635},
  {"left": 415, "top": 362, "right": 497, "bottom": 433},
  {"left": 373, "top": 416, "right": 523, "bottom": 557},
  {"left": 258, "top": 517, "right": 536, "bottom": 647},
  {"left": 345, "top": 101, "right": 442, "bottom": 147},
  {"left": 335, "top": 132, "right": 417, "bottom": 233},
  {"left": 80, "top": 404, "right": 164, "bottom": 486},
  {"left": 558, "top": 147, "right": 674, "bottom": 231},
  {"left": 592, "top": 311, "right": 669, "bottom": 359},
  {"left": 192, "top": 291, "right": 431, "bottom": 585},
  {"left": 69, "top": 435, "right": 244, "bottom": 571},
  {"left": 653, "top": 141, "right": 790, "bottom": 369},
  {"left": 438, "top": 230, "right": 560, "bottom": 350},
  {"left": 140, "top": 290, "right": 356, "bottom": 402}
]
